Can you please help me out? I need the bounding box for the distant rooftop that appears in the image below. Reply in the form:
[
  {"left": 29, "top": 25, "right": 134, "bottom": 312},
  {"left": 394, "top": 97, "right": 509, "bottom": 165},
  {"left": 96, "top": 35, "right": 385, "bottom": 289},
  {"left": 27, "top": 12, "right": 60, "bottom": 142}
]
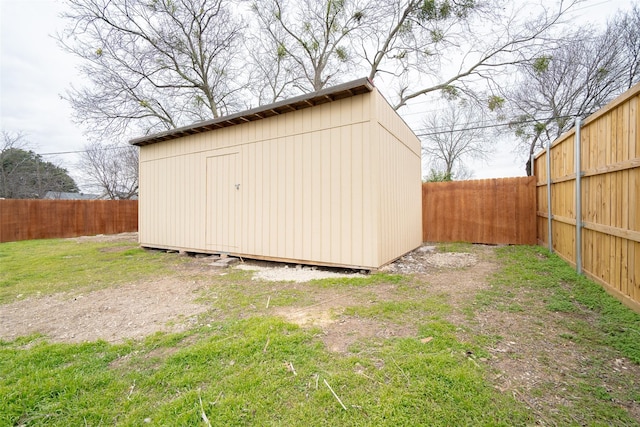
[{"left": 44, "top": 192, "right": 101, "bottom": 200}]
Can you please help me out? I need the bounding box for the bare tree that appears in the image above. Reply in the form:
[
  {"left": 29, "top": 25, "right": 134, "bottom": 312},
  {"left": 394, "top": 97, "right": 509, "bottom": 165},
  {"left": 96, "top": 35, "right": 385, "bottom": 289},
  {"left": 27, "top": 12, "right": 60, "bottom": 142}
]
[
  {"left": 245, "top": 26, "right": 304, "bottom": 104},
  {"left": 497, "top": 8, "right": 640, "bottom": 175},
  {"left": 78, "top": 142, "right": 139, "bottom": 199},
  {"left": 252, "top": 0, "right": 581, "bottom": 108},
  {"left": 618, "top": 4, "right": 640, "bottom": 90},
  {"left": 58, "top": 0, "right": 583, "bottom": 132},
  {"left": 419, "top": 101, "right": 490, "bottom": 180},
  {"left": 250, "top": 0, "right": 370, "bottom": 92},
  {"left": 58, "top": 0, "right": 246, "bottom": 138},
  {"left": 360, "top": 0, "right": 581, "bottom": 110}
]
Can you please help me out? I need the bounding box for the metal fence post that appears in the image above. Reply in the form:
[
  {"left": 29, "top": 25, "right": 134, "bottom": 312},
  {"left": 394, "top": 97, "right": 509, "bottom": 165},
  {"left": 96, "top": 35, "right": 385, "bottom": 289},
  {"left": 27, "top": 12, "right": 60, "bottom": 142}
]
[
  {"left": 575, "top": 117, "right": 583, "bottom": 274},
  {"left": 546, "top": 141, "right": 553, "bottom": 252}
]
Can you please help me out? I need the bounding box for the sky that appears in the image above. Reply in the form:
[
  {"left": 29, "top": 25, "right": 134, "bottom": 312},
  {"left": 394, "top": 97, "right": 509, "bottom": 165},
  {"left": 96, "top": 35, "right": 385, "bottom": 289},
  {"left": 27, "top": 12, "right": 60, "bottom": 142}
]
[{"left": 0, "top": 0, "right": 636, "bottom": 185}]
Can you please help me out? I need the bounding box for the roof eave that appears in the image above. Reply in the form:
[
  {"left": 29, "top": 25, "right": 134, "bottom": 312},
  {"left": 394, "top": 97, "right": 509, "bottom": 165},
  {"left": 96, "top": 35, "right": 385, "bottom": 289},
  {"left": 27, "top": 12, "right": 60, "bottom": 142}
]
[{"left": 130, "top": 77, "right": 374, "bottom": 147}]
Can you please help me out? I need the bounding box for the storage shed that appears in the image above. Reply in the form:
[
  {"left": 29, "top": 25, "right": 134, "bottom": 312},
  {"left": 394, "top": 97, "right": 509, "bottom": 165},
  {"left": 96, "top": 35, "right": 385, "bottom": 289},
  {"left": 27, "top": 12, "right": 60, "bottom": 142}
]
[{"left": 131, "top": 78, "right": 422, "bottom": 269}]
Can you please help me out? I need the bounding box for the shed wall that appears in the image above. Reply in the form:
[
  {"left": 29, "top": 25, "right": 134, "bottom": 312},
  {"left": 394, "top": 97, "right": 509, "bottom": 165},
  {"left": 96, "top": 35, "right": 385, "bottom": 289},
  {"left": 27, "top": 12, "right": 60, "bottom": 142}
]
[
  {"left": 371, "top": 93, "right": 422, "bottom": 265},
  {"left": 139, "top": 93, "right": 380, "bottom": 267},
  {"left": 138, "top": 89, "right": 421, "bottom": 269}
]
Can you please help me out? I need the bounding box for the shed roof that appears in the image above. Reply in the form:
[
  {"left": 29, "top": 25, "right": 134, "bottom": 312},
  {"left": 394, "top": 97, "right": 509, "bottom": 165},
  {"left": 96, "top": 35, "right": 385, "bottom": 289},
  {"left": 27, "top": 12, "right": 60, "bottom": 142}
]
[{"left": 130, "top": 77, "right": 374, "bottom": 147}]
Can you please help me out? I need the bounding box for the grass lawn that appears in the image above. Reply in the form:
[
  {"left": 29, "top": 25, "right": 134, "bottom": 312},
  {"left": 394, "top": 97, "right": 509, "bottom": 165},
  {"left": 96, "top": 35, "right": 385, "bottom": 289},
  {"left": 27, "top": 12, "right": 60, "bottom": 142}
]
[
  {"left": 1, "top": 238, "right": 640, "bottom": 426},
  {"left": 0, "top": 238, "right": 175, "bottom": 303}
]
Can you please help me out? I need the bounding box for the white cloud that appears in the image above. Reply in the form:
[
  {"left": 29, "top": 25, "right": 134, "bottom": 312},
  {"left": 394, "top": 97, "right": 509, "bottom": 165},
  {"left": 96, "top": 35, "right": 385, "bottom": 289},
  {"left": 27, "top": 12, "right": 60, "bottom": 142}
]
[{"left": 1, "top": 0, "right": 86, "bottom": 173}]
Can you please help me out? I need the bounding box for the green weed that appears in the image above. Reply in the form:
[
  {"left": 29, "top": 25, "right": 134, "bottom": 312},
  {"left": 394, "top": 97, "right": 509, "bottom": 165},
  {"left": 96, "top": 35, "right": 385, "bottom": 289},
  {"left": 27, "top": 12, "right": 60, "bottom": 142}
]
[
  {"left": 310, "top": 272, "right": 405, "bottom": 288},
  {"left": 436, "top": 242, "right": 475, "bottom": 253}
]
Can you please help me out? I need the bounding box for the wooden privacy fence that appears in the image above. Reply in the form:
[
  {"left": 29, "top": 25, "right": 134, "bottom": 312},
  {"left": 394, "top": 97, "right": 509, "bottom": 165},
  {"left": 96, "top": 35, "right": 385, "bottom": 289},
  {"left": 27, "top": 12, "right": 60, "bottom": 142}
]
[
  {"left": 422, "top": 177, "right": 536, "bottom": 245},
  {"left": 534, "top": 82, "right": 640, "bottom": 312},
  {"left": 0, "top": 199, "right": 138, "bottom": 243}
]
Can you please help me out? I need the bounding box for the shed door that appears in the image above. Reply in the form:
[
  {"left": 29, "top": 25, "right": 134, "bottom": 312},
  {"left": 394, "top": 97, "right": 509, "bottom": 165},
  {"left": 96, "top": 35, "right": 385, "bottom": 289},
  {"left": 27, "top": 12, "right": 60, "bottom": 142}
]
[{"left": 206, "top": 153, "right": 240, "bottom": 252}]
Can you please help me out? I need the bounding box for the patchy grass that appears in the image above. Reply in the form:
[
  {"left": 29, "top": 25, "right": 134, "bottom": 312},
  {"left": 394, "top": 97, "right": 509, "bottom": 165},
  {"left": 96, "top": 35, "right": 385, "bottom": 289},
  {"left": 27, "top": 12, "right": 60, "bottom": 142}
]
[
  {"left": 343, "top": 297, "right": 450, "bottom": 322},
  {"left": 492, "top": 245, "right": 640, "bottom": 364},
  {"left": 435, "top": 242, "right": 475, "bottom": 253},
  {"left": 0, "top": 316, "right": 533, "bottom": 426},
  {"left": 470, "top": 245, "right": 640, "bottom": 426},
  {"left": 309, "top": 272, "right": 406, "bottom": 288},
  {"left": 2, "top": 238, "right": 640, "bottom": 425},
  {"left": 0, "top": 239, "right": 179, "bottom": 303},
  {"left": 0, "top": 238, "right": 533, "bottom": 426}
]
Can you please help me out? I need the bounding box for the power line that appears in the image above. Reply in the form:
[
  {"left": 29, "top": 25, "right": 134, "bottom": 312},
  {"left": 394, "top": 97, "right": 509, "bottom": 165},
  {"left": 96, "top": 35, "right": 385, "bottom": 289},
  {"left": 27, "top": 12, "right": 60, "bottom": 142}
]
[
  {"left": 37, "top": 145, "right": 135, "bottom": 157},
  {"left": 30, "top": 114, "right": 580, "bottom": 155},
  {"left": 571, "top": 0, "right": 616, "bottom": 14},
  {"left": 416, "top": 114, "right": 578, "bottom": 137}
]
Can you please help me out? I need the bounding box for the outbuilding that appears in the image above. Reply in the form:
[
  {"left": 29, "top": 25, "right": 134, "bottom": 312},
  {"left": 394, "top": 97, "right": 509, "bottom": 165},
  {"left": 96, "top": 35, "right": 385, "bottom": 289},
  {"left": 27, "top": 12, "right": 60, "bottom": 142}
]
[{"left": 131, "top": 78, "right": 422, "bottom": 270}]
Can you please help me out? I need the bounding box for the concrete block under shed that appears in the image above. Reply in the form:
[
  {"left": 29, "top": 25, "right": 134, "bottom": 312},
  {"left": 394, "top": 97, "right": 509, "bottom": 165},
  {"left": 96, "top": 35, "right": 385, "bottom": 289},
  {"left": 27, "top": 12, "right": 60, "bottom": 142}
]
[{"left": 210, "top": 257, "right": 239, "bottom": 268}]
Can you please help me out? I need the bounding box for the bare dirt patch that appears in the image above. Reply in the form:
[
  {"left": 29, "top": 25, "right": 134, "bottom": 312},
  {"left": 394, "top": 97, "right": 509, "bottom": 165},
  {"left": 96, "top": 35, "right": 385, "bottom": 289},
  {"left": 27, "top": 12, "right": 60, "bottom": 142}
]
[
  {"left": 321, "top": 317, "right": 417, "bottom": 353},
  {"left": 269, "top": 281, "right": 409, "bottom": 353},
  {"left": 0, "top": 277, "right": 208, "bottom": 343},
  {"left": 471, "top": 299, "right": 640, "bottom": 424},
  {"left": 225, "top": 259, "right": 411, "bottom": 353},
  {"left": 382, "top": 245, "right": 482, "bottom": 273},
  {"left": 260, "top": 247, "right": 495, "bottom": 355},
  {"left": 0, "top": 233, "right": 221, "bottom": 343},
  {"left": 71, "top": 232, "right": 139, "bottom": 244},
  {"left": 194, "top": 259, "right": 405, "bottom": 354},
  {"left": 279, "top": 306, "right": 418, "bottom": 354},
  {"left": 0, "top": 238, "right": 492, "bottom": 349},
  {"left": 384, "top": 244, "right": 498, "bottom": 318}
]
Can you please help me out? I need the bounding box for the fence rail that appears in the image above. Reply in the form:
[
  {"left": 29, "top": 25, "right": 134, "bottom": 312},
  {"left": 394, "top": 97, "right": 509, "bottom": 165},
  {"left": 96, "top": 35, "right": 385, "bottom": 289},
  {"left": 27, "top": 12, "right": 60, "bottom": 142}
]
[
  {"left": 534, "top": 81, "right": 640, "bottom": 312},
  {"left": 422, "top": 177, "right": 536, "bottom": 245},
  {"left": 0, "top": 199, "right": 138, "bottom": 243}
]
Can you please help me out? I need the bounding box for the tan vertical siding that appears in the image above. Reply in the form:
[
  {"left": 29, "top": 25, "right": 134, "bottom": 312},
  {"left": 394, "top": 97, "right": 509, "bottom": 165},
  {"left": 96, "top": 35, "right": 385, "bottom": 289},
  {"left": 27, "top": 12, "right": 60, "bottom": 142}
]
[
  {"left": 304, "top": 132, "right": 316, "bottom": 261},
  {"left": 371, "top": 90, "right": 422, "bottom": 265},
  {"left": 360, "top": 122, "right": 376, "bottom": 266},
  {"left": 319, "top": 128, "right": 332, "bottom": 261},
  {"left": 293, "top": 136, "right": 303, "bottom": 257},
  {"left": 238, "top": 120, "right": 376, "bottom": 267},
  {"left": 138, "top": 154, "right": 148, "bottom": 244},
  {"left": 350, "top": 123, "right": 364, "bottom": 264},
  {"left": 138, "top": 88, "right": 420, "bottom": 269},
  {"left": 340, "top": 125, "right": 353, "bottom": 262},
  {"left": 375, "top": 128, "right": 422, "bottom": 265}
]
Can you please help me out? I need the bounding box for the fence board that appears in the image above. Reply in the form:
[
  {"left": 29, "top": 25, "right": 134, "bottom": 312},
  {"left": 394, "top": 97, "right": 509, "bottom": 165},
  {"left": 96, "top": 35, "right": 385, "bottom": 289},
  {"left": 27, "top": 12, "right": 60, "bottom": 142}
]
[
  {"left": 422, "top": 177, "right": 536, "bottom": 245},
  {"left": 0, "top": 200, "right": 138, "bottom": 243},
  {"left": 534, "top": 81, "right": 640, "bottom": 313}
]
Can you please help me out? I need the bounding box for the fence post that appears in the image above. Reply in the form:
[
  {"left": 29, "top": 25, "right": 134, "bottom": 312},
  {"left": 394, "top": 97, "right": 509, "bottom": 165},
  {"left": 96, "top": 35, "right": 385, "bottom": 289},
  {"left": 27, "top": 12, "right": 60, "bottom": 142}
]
[
  {"left": 546, "top": 140, "right": 553, "bottom": 252},
  {"left": 530, "top": 152, "right": 535, "bottom": 178},
  {"left": 575, "top": 117, "right": 583, "bottom": 274}
]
